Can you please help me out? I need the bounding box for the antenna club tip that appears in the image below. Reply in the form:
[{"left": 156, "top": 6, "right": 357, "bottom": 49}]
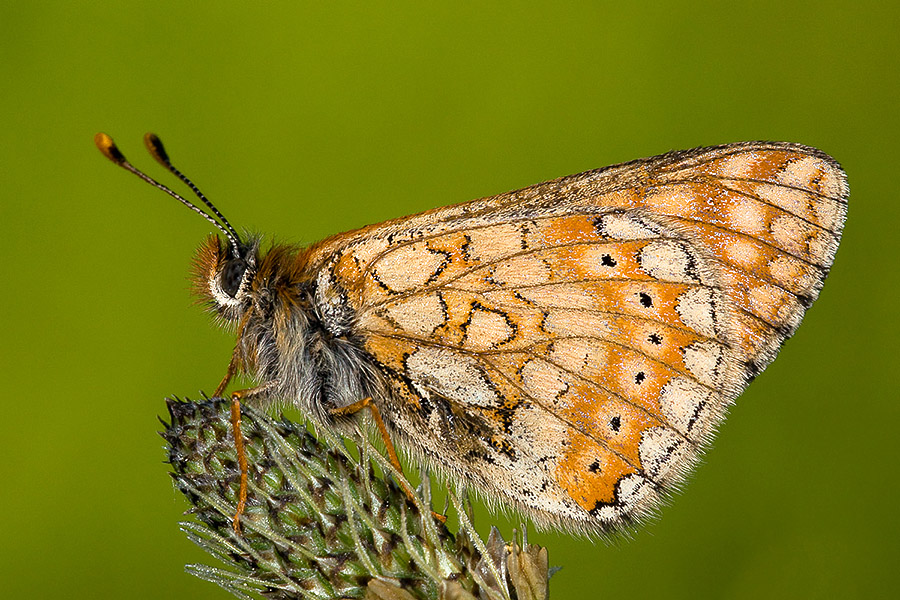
[
  {"left": 144, "top": 132, "right": 171, "bottom": 167},
  {"left": 94, "top": 132, "right": 126, "bottom": 164}
]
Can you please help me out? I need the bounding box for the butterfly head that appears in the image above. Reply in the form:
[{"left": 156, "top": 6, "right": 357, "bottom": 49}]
[{"left": 192, "top": 234, "right": 260, "bottom": 318}]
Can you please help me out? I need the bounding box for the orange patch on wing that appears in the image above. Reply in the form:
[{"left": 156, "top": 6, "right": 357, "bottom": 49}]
[{"left": 556, "top": 430, "right": 636, "bottom": 510}]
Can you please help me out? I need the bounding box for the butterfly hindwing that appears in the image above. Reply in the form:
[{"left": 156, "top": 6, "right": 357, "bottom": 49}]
[{"left": 306, "top": 142, "right": 847, "bottom": 534}]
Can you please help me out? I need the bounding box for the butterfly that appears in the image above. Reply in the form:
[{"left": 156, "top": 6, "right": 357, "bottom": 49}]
[{"left": 96, "top": 134, "right": 847, "bottom": 535}]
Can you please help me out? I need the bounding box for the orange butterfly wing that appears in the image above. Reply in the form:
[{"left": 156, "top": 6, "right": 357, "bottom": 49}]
[{"left": 306, "top": 142, "right": 847, "bottom": 534}]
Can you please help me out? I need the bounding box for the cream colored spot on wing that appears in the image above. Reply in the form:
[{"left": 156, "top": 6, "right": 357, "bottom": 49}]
[
  {"left": 748, "top": 283, "right": 778, "bottom": 309},
  {"left": 405, "top": 347, "right": 498, "bottom": 407},
  {"left": 754, "top": 183, "right": 808, "bottom": 219},
  {"left": 595, "top": 213, "right": 661, "bottom": 240},
  {"left": 491, "top": 255, "right": 551, "bottom": 286},
  {"left": 747, "top": 283, "right": 796, "bottom": 323},
  {"left": 464, "top": 307, "right": 515, "bottom": 350},
  {"left": 465, "top": 223, "right": 526, "bottom": 262},
  {"left": 716, "top": 152, "right": 756, "bottom": 178},
  {"left": 542, "top": 309, "right": 613, "bottom": 338},
  {"left": 638, "top": 241, "right": 700, "bottom": 283},
  {"left": 372, "top": 244, "right": 447, "bottom": 292},
  {"left": 349, "top": 237, "right": 390, "bottom": 267},
  {"left": 816, "top": 164, "right": 847, "bottom": 199},
  {"left": 659, "top": 377, "right": 716, "bottom": 441},
  {"left": 723, "top": 237, "right": 761, "bottom": 269},
  {"left": 639, "top": 426, "right": 688, "bottom": 481},
  {"left": 519, "top": 359, "right": 568, "bottom": 406},
  {"left": 615, "top": 474, "right": 659, "bottom": 519},
  {"left": 382, "top": 292, "right": 446, "bottom": 337},
  {"left": 675, "top": 287, "right": 719, "bottom": 338},
  {"left": 777, "top": 156, "right": 822, "bottom": 189},
  {"left": 507, "top": 402, "right": 569, "bottom": 465},
  {"left": 768, "top": 255, "right": 815, "bottom": 293},
  {"left": 682, "top": 340, "right": 724, "bottom": 386},
  {"left": 549, "top": 338, "right": 610, "bottom": 377},
  {"left": 814, "top": 196, "right": 846, "bottom": 232},
  {"left": 770, "top": 214, "right": 811, "bottom": 255},
  {"left": 728, "top": 200, "right": 767, "bottom": 235},
  {"left": 643, "top": 188, "right": 695, "bottom": 216}
]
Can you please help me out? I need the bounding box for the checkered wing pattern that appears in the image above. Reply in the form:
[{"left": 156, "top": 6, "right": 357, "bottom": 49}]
[{"left": 306, "top": 142, "right": 847, "bottom": 533}]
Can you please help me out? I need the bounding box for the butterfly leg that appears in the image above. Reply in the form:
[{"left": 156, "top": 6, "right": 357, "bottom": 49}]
[
  {"left": 229, "top": 391, "right": 248, "bottom": 535},
  {"left": 213, "top": 356, "right": 238, "bottom": 398},
  {"left": 218, "top": 382, "right": 281, "bottom": 534},
  {"left": 331, "top": 397, "right": 447, "bottom": 524},
  {"left": 213, "top": 344, "right": 278, "bottom": 535}
]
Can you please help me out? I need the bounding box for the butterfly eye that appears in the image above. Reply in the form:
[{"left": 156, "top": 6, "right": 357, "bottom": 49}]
[{"left": 220, "top": 257, "right": 250, "bottom": 298}]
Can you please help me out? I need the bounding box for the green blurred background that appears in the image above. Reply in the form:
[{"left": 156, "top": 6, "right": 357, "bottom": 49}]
[{"left": 2, "top": 2, "right": 897, "bottom": 598}]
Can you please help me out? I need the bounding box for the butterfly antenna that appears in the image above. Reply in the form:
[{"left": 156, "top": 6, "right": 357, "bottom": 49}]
[
  {"left": 142, "top": 133, "right": 242, "bottom": 245},
  {"left": 94, "top": 133, "right": 243, "bottom": 257}
]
